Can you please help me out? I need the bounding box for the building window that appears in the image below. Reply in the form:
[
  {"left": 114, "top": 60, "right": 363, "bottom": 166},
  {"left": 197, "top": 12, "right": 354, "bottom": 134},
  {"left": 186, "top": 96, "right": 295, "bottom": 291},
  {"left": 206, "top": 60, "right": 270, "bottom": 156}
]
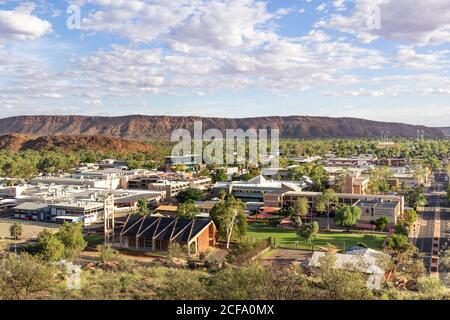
[{"left": 144, "top": 239, "right": 152, "bottom": 248}]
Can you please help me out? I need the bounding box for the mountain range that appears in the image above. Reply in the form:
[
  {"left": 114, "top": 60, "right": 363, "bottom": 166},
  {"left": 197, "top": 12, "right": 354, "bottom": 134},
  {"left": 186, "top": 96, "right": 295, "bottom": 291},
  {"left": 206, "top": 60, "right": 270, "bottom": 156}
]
[
  {"left": 0, "top": 115, "right": 445, "bottom": 141},
  {"left": 0, "top": 133, "right": 154, "bottom": 153}
]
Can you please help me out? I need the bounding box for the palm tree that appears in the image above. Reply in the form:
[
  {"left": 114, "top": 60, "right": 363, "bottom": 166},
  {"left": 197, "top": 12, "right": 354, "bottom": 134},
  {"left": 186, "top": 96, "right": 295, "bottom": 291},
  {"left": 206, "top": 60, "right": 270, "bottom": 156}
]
[{"left": 9, "top": 222, "right": 23, "bottom": 240}]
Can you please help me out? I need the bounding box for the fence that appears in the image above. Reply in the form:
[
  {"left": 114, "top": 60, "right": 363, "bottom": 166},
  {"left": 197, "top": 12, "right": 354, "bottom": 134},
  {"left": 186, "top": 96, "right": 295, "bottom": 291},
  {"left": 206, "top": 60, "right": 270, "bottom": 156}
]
[{"left": 0, "top": 218, "right": 60, "bottom": 229}]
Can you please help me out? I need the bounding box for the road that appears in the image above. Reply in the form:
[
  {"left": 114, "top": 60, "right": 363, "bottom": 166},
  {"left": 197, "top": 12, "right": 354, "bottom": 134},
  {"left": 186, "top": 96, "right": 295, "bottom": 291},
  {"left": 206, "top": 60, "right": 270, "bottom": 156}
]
[
  {"left": 416, "top": 183, "right": 450, "bottom": 283},
  {"left": 415, "top": 210, "right": 435, "bottom": 272}
]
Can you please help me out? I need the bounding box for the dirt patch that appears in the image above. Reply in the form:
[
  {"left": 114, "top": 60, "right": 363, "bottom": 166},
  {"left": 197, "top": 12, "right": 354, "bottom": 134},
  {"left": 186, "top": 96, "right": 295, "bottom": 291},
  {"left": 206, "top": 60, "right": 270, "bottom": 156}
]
[
  {"left": 259, "top": 248, "right": 312, "bottom": 266},
  {"left": 0, "top": 222, "right": 58, "bottom": 245}
]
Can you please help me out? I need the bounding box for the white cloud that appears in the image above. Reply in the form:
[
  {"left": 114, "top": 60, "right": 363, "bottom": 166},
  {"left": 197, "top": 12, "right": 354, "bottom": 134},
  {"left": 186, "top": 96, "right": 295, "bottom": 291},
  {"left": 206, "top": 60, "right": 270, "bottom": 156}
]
[
  {"left": 319, "top": 0, "right": 450, "bottom": 45},
  {"left": 395, "top": 46, "right": 450, "bottom": 70},
  {"left": 316, "top": 3, "right": 327, "bottom": 12},
  {"left": 0, "top": 4, "right": 52, "bottom": 43}
]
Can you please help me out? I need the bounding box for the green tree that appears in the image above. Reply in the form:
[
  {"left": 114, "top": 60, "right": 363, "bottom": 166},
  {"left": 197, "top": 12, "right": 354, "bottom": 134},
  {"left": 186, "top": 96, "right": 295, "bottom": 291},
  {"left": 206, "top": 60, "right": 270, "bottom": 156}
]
[
  {"left": 386, "top": 234, "right": 409, "bottom": 252},
  {"left": 9, "top": 222, "right": 23, "bottom": 240},
  {"left": 375, "top": 217, "right": 389, "bottom": 231},
  {"left": 36, "top": 230, "right": 65, "bottom": 262},
  {"left": 334, "top": 205, "right": 362, "bottom": 231},
  {"left": 176, "top": 201, "right": 199, "bottom": 219},
  {"left": 137, "top": 198, "right": 150, "bottom": 216},
  {"left": 407, "top": 187, "right": 427, "bottom": 209},
  {"left": 56, "top": 222, "right": 87, "bottom": 260},
  {"left": 210, "top": 196, "right": 247, "bottom": 249},
  {"left": 394, "top": 221, "right": 409, "bottom": 236},
  {"left": 318, "top": 189, "right": 338, "bottom": 231},
  {"left": 297, "top": 222, "right": 319, "bottom": 244},
  {"left": 295, "top": 197, "right": 309, "bottom": 223},
  {"left": 283, "top": 206, "right": 296, "bottom": 219},
  {"left": 403, "top": 208, "right": 418, "bottom": 227},
  {"left": 176, "top": 188, "right": 204, "bottom": 203},
  {"left": 367, "top": 167, "right": 391, "bottom": 194},
  {"left": 315, "top": 197, "right": 326, "bottom": 218},
  {"left": 212, "top": 169, "right": 227, "bottom": 183},
  {"left": 0, "top": 253, "right": 58, "bottom": 300}
]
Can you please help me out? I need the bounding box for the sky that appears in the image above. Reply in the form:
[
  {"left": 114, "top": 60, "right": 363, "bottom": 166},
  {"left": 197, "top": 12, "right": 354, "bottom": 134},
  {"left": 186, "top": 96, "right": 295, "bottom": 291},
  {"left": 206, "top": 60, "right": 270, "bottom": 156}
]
[{"left": 0, "top": 0, "right": 450, "bottom": 126}]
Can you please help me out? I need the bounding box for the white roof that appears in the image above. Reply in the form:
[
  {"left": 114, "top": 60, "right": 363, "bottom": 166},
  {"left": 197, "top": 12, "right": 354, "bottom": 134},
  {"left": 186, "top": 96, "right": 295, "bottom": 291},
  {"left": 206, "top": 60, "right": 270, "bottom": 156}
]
[
  {"left": 346, "top": 247, "right": 391, "bottom": 261},
  {"left": 306, "top": 252, "right": 387, "bottom": 275}
]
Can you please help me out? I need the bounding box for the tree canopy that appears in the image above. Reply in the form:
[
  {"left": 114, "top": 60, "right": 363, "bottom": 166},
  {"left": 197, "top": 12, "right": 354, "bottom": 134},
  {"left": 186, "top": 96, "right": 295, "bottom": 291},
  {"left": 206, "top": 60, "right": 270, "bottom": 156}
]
[{"left": 334, "top": 205, "right": 362, "bottom": 231}]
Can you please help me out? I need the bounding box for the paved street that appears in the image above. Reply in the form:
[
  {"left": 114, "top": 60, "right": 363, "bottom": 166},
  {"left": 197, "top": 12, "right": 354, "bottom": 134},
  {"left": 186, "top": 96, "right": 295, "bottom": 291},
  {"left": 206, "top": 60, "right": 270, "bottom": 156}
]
[
  {"left": 416, "top": 181, "right": 450, "bottom": 281},
  {"left": 416, "top": 210, "right": 435, "bottom": 273}
]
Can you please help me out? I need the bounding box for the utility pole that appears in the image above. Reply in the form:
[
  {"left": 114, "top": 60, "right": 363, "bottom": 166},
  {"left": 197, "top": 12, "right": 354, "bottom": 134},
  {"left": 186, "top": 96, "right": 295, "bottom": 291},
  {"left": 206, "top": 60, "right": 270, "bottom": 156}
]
[
  {"left": 104, "top": 177, "right": 115, "bottom": 244},
  {"left": 104, "top": 193, "right": 115, "bottom": 244}
]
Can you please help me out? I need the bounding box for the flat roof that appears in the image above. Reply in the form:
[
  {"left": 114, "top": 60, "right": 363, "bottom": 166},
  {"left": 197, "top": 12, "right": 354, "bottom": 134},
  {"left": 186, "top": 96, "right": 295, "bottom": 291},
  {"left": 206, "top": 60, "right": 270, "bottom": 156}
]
[
  {"left": 50, "top": 202, "right": 104, "bottom": 210},
  {"left": 14, "top": 202, "right": 48, "bottom": 211}
]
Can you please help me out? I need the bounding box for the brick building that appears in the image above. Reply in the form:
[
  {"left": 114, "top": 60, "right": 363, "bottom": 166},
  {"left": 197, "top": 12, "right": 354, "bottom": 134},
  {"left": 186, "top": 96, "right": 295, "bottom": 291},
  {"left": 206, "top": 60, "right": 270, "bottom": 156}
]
[{"left": 119, "top": 215, "right": 217, "bottom": 254}]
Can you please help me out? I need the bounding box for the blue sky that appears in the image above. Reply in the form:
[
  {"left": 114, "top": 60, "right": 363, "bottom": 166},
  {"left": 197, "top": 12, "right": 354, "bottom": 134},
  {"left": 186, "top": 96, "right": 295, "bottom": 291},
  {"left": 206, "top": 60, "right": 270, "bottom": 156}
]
[{"left": 1, "top": 0, "right": 450, "bottom": 126}]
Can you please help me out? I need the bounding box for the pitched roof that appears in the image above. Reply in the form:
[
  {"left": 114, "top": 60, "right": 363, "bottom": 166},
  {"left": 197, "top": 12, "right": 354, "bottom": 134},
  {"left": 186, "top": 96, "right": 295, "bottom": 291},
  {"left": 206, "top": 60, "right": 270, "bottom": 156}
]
[
  {"left": 120, "top": 215, "right": 215, "bottom": 244},
  {"left": 305, "top": 252, "right": 388, "bottom": 275}
]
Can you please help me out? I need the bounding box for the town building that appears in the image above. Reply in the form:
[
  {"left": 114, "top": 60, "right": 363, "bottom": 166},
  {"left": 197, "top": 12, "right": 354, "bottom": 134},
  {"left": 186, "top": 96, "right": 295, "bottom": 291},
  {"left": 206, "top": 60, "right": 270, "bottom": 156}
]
[
  {"left": 9, "top": 184, "right": 165, "bottom": 225},
  {"left": 261, "top": 167, "right": 292, "bottom": 180},
  {"left": 119, "top": 215, "right": 217, "bottom": 254},
  {"left": 323, "top": 155, "right": 377, "bottom": 168},
  {"left": 343, "top": 173, "right": 370, "bottom": 195},
  {"left": 32, "top": 171, "right": 122, "bottom": 190},
  {"left": 163, "top": 154, "right": 203, "bottom": 170},
  {"left": 126, "top": 172, "right": 211, "bottom": 199},
  {"left": 287, "top": 156, "right": 322, "bottom": 164},
  {"left": 212, "top": 175, "right": 311, "bottom": 202},
  {"left": 264, "top": 191, "right": 403, "bottom": 225},
  {"left": 13, "top": 201, "right": 104, "bottom": 225}
]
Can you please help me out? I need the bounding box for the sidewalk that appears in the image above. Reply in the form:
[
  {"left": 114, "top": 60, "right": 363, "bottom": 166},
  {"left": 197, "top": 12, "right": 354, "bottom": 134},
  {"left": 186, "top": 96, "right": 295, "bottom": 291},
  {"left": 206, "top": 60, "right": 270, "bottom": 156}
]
[{"left": 410, "top": 216, "right": 422, "bottom": 243}]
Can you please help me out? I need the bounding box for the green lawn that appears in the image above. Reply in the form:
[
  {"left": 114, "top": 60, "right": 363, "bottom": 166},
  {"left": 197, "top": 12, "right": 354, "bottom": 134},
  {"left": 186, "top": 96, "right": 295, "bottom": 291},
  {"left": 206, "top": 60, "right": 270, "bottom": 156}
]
[{"left": 247, "top": 224, "right": 386, "bottom": 251}]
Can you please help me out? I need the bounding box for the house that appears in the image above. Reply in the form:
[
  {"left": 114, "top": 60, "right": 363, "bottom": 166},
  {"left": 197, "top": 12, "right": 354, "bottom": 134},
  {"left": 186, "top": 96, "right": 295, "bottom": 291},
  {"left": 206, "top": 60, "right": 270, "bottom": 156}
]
[
  {"left": 119, "top": 215, "right": 217, "bottom": 254},
  {"left": 303, "top": 249, "right": 390, "bottom": 289}
]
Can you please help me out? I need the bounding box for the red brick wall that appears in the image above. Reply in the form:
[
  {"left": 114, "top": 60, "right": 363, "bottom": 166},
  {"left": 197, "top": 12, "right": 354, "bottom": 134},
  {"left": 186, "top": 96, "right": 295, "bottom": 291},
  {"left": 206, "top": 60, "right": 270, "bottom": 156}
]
[{"left": 196, "top": 224, "right": 216, "bottom": 253}]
